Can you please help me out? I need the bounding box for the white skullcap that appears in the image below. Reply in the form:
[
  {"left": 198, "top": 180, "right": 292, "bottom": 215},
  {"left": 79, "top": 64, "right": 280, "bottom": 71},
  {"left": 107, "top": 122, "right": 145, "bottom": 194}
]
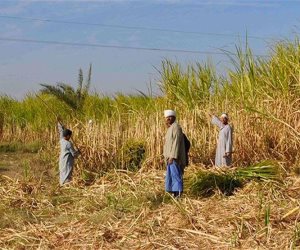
[
  {"left": 164, "top": 110, "right": 176, "bottom": 118},
  {"left": 221, "top": 113, "right": 228, "bottom": 119}
]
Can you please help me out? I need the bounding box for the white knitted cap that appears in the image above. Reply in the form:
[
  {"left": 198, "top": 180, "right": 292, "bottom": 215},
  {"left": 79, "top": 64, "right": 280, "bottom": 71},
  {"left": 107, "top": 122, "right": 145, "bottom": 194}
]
[
  {"left": 221, "top": 113, "right": 228, "bottom": 119},
  {"left": 164, "top": 110, "right": 176, "bottom": 118}
]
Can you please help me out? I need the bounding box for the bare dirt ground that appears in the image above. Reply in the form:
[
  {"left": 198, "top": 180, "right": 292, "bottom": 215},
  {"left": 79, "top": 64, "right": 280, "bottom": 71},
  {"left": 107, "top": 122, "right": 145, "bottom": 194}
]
[{"left": 0, "top": 152, "right": 34, "bottom": 179}]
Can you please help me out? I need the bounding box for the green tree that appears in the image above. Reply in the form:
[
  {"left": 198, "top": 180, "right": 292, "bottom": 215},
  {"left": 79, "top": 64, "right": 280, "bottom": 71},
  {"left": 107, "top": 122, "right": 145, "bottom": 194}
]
[{"left": 40, "top": 64, "right": 92, "bottom": 111}]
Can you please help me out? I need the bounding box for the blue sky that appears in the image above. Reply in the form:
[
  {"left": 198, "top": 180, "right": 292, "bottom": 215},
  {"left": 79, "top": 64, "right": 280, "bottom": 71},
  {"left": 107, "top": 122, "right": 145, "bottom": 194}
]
[{"left": 0, "top": 0, "right": 299, "bottom": 98}]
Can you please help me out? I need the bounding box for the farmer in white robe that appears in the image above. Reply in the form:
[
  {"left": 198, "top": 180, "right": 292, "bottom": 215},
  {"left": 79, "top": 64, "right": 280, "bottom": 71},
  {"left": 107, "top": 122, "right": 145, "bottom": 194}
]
[
  {"left": 57, "top": 120, "right": 80, "bottom": 185},
  {"left": 163, "top": 110, "right": 187, "bottom": 197},
  {"left": 211, "top": 113, "right": 233, "bottom": 167}
]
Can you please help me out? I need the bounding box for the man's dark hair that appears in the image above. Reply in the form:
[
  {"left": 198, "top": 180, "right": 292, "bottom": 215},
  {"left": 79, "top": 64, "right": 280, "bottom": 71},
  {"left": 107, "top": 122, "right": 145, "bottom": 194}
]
[{"left": 63, "top": 129, "right": 72, "bottom": 137}]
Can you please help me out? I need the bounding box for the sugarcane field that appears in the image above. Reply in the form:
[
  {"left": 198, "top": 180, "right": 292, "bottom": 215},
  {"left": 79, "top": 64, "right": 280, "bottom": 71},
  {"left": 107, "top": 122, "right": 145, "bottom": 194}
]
[{"left": 1, "top": 2, "right": 300, "bottom": 250}]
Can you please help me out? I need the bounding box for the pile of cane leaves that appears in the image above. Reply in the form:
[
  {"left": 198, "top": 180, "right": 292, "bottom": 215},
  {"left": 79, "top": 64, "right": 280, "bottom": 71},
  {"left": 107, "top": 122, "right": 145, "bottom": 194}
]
[{"left": 187, "top": 160, "right": 281, "bottom": 197}]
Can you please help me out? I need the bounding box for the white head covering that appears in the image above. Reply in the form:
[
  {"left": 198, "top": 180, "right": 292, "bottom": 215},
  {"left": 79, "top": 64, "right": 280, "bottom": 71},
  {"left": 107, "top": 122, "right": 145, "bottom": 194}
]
[
  {"left": 164, "top": 110, "right": 176, "bottom": 118},
  {"left": 220, "top": 113, "right": 228, "bottom": 119}
]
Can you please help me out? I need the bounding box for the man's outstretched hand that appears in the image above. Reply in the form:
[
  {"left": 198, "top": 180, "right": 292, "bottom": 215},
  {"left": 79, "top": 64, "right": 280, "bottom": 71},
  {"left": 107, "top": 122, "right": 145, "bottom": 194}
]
[
  {"left": 56, "top": 115, "right": 62, "bottom": 124},
  {"left": 206, "top": 111, "right": 214, "bottom": 119}
]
